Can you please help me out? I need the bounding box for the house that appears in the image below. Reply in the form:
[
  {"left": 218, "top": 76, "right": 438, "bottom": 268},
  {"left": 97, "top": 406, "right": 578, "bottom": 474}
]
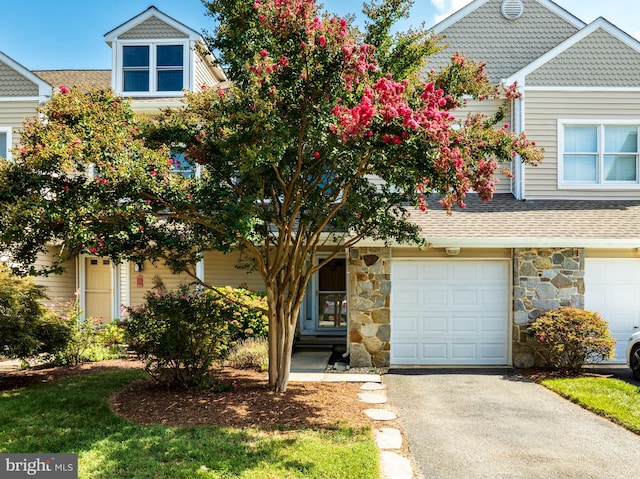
[
  {"left": 346, "top": 0, "right": 640, "bottom": 368},
  {"left": 2, "top": 1, "right": 640, "bottom": 368}
]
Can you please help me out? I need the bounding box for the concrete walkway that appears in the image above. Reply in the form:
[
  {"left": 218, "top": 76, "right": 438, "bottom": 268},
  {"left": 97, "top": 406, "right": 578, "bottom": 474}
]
[{"left": 384, "top": 368, "right": 640, "bottom": 479}]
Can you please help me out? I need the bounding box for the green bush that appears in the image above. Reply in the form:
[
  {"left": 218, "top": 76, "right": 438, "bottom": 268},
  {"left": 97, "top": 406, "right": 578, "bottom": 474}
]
[
  {"left": 207, "top": 286, "right": 268, "bottom": 342},
  {"left": 227, "top": 337, "right": 269, "bottom": 371},
  {"left": 124, "top": 285, "right": 233, "bottom": 388},
  {"left": 45, "top": 300, "right": 126, "bottom": 366},
  {"left": 0, "top": 264, "right": 70, "bottom": 361},
  {"left": 530, "top": 307, "right": 616, "bottom": 373}
]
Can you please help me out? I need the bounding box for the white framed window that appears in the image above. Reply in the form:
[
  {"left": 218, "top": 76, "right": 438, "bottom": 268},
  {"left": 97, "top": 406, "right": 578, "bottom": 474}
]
[
  {"left": 119, "top": 42, "right": 187, "bottom": 95},
  {"left": 0, "top": 127, "right": 12, "bottom": 161},
  {"left": 559, "top": 120, "right": 640, "bottom": 188}
]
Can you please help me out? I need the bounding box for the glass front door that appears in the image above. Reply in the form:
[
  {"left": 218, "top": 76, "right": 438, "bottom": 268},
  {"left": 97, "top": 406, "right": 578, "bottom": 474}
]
[{"left": 317, "top": 258, "right": 347, "bottom": 330}]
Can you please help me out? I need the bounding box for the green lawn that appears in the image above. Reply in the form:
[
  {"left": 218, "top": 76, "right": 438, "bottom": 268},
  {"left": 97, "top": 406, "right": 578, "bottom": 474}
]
[
  {"left": 0, "top": 370, "right": 379, "bottom": 479},
  {"left": 541, "top": 376, "right": 640, "bottom": 434}
]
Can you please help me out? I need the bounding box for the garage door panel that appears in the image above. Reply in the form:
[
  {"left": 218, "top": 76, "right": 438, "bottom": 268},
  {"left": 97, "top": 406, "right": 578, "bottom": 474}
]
[
  {"left": 391, "top": 260, "right": 509, "bottom": 365},
  {"left": 422, "top": 343, "right": 448, "bottom": 361},
  {"left": 394, "top": 315, "right": 419, "bottom": 333},
  {"left": 452, "top": 263, "right": 479, "bottom": 280},
  {"left": 423, "top": 316, "right": 447, "bottom": 333},
  {"left": 586, "top": 259, "right": 640, "bottom": 363},
  {"left": 451, "top": 343, "right": 477, "bottom": 360},
  {"left": 393, "top": 343, "right": 419, "bottom": 362},
  {"left": 423, "top": 263, "right": 449, "bottom": 280},
  {"left": 452, "top": 290, "right": 478, "bottom": 306},
  {"left": 423, "top": 289, "right": 448, "bottom": 305}
]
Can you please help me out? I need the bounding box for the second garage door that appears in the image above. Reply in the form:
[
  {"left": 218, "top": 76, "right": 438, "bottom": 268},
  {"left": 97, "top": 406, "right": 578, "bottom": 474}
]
[{"left": 391, "top": 260, "right": 510, "bottom": 365}]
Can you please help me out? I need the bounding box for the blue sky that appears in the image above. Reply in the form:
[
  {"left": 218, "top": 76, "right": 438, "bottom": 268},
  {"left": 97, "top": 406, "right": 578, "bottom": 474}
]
[{"left": 1, "top": 0, "right": 638, "bottom": 70}]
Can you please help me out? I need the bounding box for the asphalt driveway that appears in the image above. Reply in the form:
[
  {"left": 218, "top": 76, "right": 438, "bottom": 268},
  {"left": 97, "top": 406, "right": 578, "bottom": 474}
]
[{"left": 384, "top": 368, "right": 640, "bottom": 479}]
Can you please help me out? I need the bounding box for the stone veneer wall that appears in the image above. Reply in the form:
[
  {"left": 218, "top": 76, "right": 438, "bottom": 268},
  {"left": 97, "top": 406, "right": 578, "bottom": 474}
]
[
  {"left": 348, "top": 247, "right": 391, "bottom": 367},
  {"left": 512, "top": 247, "right": 585, "bottom": 367}
]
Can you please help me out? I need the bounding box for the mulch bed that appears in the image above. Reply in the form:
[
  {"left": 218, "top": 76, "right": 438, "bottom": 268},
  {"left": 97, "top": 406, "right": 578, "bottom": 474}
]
[{"left": 1, "top": 359, "right": 375, "bottom": 430}]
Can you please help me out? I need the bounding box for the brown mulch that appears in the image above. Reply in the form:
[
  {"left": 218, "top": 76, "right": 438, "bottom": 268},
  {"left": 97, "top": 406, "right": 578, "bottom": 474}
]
[{"left": 0, "top": 359, "right": 376, "bottom": 430}]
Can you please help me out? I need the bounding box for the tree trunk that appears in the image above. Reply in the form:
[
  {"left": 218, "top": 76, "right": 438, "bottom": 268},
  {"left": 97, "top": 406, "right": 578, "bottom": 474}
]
[{"left": 266, "top": 284, "right": 300, "bottom": 393}]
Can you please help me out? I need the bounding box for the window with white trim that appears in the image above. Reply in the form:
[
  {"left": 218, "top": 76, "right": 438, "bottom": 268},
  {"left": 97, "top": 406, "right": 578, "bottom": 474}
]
[
  {"left": 0, "top": 127, "right": 12, "bottom": 161},
  {"left": 559, "top": 121, "right": 640, "bottom": 187},
  {"left": 121, "top": 43, "right": 185, "bottom": 94}
]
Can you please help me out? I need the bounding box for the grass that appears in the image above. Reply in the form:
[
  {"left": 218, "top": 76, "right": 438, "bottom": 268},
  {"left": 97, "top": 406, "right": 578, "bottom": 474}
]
[
  {"left": 0, "top": 370, "right": 379, "bottom": 478},
  {"left": 541, "top": 376, "right": 640, "bottom": 434}
]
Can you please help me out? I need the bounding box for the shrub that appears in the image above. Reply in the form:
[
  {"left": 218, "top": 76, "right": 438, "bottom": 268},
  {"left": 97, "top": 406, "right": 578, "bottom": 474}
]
[
  {"left": 124, "top": 285, "right": 232, "bottom": 388},
  {"left": 0, "top": 264, "right": 70, "bottom": 361},
  {"left": 227, "top": 337, "right": 269, "bottom": 371},
  {"left": 206, "top": 286, "right": 268, "bottom": 342},
  {"left": 48, "top": 300, "right": 127, "bottom": 366},
  {"left": 530, "top": 307, "right": 616, "bottom": 373}
]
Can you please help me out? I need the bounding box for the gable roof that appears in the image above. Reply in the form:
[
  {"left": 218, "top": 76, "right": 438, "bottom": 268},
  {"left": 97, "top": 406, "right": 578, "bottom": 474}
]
[
  {"left": 432, "top": 0, "right": 585, "bottom": 33},
  {"left": 427, "top": 0, "right": 585, "bottom": 82},
  {"left": 104, "top": 6, "right": 202, "bottom": 44},
  {"left": 0, "top": 50, "right": 52, "bottom": 98},
  {"left": 403, "top": 194, "right": 640, "bottom": 248},
  {"left": 504, "top": 17, "right": 640, "bottom": 85},
  {"left": 34, "top": 70, "right": 112, "bottom": 91}
]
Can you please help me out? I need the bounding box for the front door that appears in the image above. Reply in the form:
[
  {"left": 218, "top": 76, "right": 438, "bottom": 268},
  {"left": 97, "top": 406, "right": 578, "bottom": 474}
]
[
  {"left": 84, "top": 257, "right": 113, "bottom": 321},
  {"left": 300, "top": 258, "right": 348, "bottom": 335}
]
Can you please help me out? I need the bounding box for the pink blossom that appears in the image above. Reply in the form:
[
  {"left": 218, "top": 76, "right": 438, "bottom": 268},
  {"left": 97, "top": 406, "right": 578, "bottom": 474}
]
[
  {"left": 59, "top": 85, "right": 70, "bottom": 94},
  {"left": 313, "top": 151, "right": 321, "bottom": 159},
  {"left": 259, "top": 49, "right": 269, "bottom": 58},
  {"left": 150, "top": 170, "right": 157, "bottom": 176},
  {"left": 318, "top": 35, "right": 327, "bottom": 48}
]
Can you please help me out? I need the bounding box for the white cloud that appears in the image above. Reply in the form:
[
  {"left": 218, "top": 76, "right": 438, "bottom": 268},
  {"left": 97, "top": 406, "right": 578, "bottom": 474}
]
[{"left": 431, "top": 0, "right": 475, "bottom": 23}]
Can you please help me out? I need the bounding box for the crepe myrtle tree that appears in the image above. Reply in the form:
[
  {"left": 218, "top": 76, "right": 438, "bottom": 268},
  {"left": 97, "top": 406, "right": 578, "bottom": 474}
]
[{"left": 0, "top": 0, "right": 542, "bottom": 392}]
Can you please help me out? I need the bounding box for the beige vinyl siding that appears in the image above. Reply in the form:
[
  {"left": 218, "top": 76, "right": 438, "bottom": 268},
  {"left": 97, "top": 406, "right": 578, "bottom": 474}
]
[
  {"left": 524, "top": 89, "right": 640, "bottom": 199},
  {"left": 0, "top": 99, "right": 39, "bottom": 148},
  {"left": 586, "top": 249, "right": 640, "bottom": 259},
  {"left": 118, "top": 17, "right": 188, "bottom": 40},
  {"left": 33, "top": 248, "right": 77, "bottom": 310},
  {"left": 128, "top": 261, "right": 191, "bottom": 306},
  {"left": 194, "top": 53, "right": 219, "bottom": 89},
  {"left": 391, "top": 247, "right": 511, "bottom": 259},
  {"left": 203, "top": 251, "right": 265, "bottom": 291},
  {"left": 455, "top": 98, "right": 514, "bottom": 194}
]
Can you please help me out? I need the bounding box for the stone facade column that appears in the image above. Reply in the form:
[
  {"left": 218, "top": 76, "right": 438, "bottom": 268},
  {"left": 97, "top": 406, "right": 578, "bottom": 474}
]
[
  {"left": 347, "top": 247, "right": 391, "bottom": 367},
  {"left": 512, "top": 247, "right": 585, "bottom": 367}
]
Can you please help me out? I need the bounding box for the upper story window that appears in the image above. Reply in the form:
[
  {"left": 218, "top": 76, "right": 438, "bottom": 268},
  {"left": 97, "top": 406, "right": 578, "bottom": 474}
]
[
  {"left": 170, "top": 151, "right": 196, "bottom": 178},
  {"left": 0, "top": 127, "right": 12, "bottom": 160},
  {"left": 122, "top": 43, "right": 185, "bottom": 94},
  {"left": 559, "top": 120, "right": 640, "bottom": 188}
]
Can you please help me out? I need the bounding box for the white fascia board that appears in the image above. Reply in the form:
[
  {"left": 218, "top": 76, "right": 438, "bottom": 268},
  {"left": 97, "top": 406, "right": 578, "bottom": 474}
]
[
  {"left": 525, "top": 86, "right": 640, "bottom": 92},
  {"left": 356, "top": 237, "right": 640, "bottom": 249},
  {"left": 504, "top": 17, "right": 640, "bottom": 85},
  {"left": 104, "top": 6, "right": 202, "bottom": 44},
  {"left": 432, "top": 0, "right": 585, "bottom": 33},
  {"left": 0, "top": 51, "right": 52, "bottom": 99}
]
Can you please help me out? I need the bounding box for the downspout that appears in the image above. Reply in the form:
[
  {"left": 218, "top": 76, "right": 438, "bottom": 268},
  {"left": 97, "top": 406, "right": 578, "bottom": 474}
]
[{"left": 510, "top": 81, "right": 526, "bottom": 200}]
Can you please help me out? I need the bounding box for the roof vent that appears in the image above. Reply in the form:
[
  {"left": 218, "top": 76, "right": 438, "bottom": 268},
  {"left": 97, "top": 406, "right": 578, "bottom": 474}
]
[{"left": 501, "top": 0, "right": 524, "bottom": 20}]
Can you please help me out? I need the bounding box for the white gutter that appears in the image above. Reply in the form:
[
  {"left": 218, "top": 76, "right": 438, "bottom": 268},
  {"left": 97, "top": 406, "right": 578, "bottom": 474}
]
[{"left": 355, "top": 237, "right": 640, "bottom": 249}]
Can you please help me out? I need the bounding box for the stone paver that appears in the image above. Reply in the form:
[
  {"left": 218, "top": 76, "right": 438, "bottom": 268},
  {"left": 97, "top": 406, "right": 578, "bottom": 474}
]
[
  {"left": 360, "top": 382, "right": 385, "bottom": 391},
  {"left": 375, "top": 428, "right": 403, "bottom": 450},
  {"left": 358, "top": 392, "right": 387, "bottom": 404},
  {"left": 365, "top": 408, "right": 397, "bottom": 421},
  {"left": 381, "top": 451, "right": 413, "bottom": 479}
]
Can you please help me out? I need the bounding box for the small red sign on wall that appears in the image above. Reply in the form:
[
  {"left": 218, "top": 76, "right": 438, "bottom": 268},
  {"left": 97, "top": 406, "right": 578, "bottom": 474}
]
[{"left": 136, "top": 274, "right": 144, "bottom": 288}]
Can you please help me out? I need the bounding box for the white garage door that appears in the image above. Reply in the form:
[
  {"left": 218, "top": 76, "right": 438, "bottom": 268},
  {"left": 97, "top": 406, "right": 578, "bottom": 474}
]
[
  {"left": 585, "top": 259, "right": 640, "bottom": 363},
  {"left": 391, "top": 260, "right": 509, "bottom": 365}
]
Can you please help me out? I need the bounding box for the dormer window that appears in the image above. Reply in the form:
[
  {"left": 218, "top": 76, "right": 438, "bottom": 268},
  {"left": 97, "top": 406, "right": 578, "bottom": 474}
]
[
  {"left": 121, "top": 43, "right": 185, "bottom": 94},
  {"left": 105, "top": 7, "right": 226, "bottom": 99}
]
